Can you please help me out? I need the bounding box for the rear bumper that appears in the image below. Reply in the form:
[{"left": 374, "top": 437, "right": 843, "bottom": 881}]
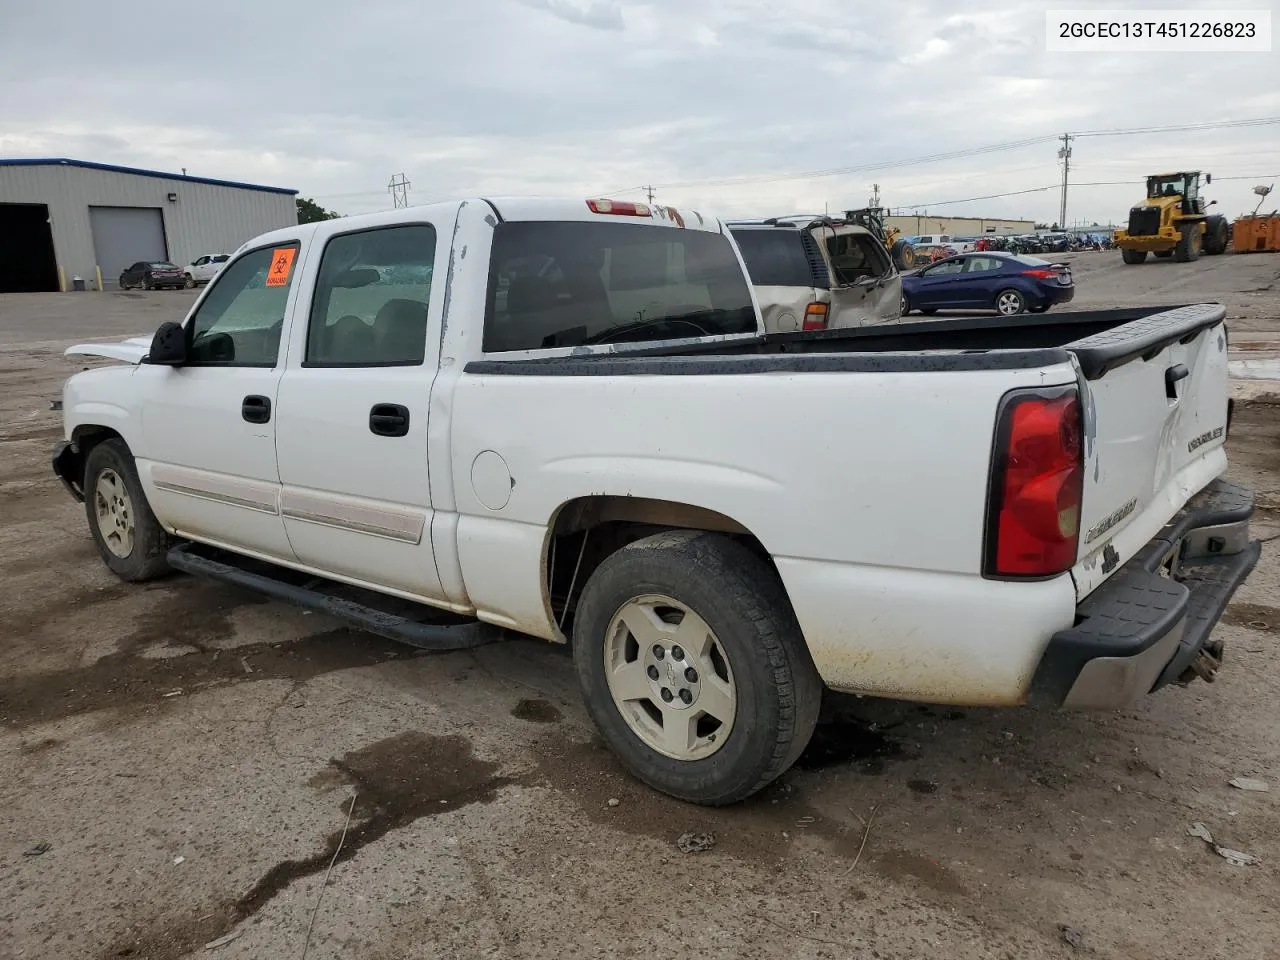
[
  {"left": 1028, "top": 478, "right": 1261, "bottom": 709},
  {"left": 1034, "top": 284, "right": 1075, "bottom": 306}
]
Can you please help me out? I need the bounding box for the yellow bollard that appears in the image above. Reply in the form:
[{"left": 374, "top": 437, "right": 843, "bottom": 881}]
[
  {"left": 59, "top": 267, "right": 66, "bottom": 292},
  {"left": 95, "top": 265, "right": 104, "bottom": 292}
]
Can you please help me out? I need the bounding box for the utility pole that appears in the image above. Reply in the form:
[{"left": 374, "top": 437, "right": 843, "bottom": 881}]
[
  {"left": 869, "top": 183, "right": 881, "bottom": 208},
  {"left": 643, "top": 184, "right": 656, "bottom": 204},
  {"left": 1057, "top": 134, "right": 1073, "bottom": 229},
  {"left": 388, "top": 172, "right": 411, "bottom": 209}
]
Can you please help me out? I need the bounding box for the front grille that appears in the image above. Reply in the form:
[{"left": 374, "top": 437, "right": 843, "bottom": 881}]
[{"left": 1128, "top": 207, "right": 1161, "bottom": 236}]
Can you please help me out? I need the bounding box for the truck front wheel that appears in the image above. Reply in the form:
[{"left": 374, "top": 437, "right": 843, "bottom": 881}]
[
  {"left": 1174, "top": 223, "right": 1202, "bottom": 262},
  {"left": 83, "top": 438, "right": 172, "bottom": 582},
  {"left": 572, "top": 531, "right": 821, "bottom": 806},
  {"left": 1121, "top": 248, "right": 1147, "bottom": 264}
]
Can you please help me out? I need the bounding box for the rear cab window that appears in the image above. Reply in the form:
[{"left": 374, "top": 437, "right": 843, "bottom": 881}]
[
  {"left": 729, "top": 229, "right": 823, "bottom": 289},
  {"left": 482, "top": 221, "right": 757, "bottom": 353}
]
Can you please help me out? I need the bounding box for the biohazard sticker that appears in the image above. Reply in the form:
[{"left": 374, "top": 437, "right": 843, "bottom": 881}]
[{"left": 265, "top": 248, "right": 296, "bottom": 287}]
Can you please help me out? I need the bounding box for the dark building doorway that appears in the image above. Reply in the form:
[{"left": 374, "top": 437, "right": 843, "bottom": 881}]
[{"left": 0, "top": 203, "right": 59, "bottom": 293}]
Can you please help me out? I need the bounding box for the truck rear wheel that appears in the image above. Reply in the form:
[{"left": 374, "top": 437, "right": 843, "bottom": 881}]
[
  {"left": 1121, "top": 248, "right": 1147, "bottom": 264},
  {"left": 1174, "top": 222, "right": 1202, "bottom": 262},
  {"left": 84, "top": 438, "right": 172, "bottom": 582},
  {"left": 572, "top": 530, "right": 822, "bottom": 806}
]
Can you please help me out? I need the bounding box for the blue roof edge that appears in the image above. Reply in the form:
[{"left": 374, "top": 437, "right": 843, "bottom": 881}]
[{"left": 0, "top": 157, "right": 299, "bottom": 195}]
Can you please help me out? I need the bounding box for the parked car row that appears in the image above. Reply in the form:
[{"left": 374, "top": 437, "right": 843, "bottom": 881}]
[{"left": 117, "top": 253, "right": 228, "bottom": 291}]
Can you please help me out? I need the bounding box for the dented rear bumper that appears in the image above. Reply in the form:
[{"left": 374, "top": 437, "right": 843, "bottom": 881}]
[{"left": 1028, "top": 478, "right": 1260, "bottom": 709}]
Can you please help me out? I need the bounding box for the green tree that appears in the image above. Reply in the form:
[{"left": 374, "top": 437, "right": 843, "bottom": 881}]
[{"left": 296, "top": 196, "right": 341, "bottom": 223}]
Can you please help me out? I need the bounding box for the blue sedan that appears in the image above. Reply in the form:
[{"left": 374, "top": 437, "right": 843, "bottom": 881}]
[{"left": 901, "top": 252, "right": 1075, "bottom": 317}]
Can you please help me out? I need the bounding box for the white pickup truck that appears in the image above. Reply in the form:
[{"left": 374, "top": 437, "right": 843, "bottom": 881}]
[{"left": 53, "top": 196, "right": 1260, "bottom": 805}]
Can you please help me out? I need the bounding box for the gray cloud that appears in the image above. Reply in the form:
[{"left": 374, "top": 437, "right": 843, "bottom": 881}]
[
  {"left": 0, "top": 0, "right": 1276, "bottom": 225},
  {"left": 515, "top": 0, "right": 624, "bottom": 30}
]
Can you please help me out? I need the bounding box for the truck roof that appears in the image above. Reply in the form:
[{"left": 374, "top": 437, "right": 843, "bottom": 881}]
[{"left": 242, "top": 197, "right": 723, "bottom": 253}]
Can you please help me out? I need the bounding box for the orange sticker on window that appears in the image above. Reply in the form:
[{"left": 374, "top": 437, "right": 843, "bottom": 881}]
[{"left": 265, "top": 248, "right": 296, "bottom": 287}]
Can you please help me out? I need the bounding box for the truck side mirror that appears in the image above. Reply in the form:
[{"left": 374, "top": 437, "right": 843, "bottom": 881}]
[
  {"left": 146, "top": 321, "right": 187, "bottom": 365},
  {"left": 1205, "top": 174, "right": 1212, "bottom": 184},
  {"left": 1208, "top": 200, "right": 1218, "bottom": 207}
]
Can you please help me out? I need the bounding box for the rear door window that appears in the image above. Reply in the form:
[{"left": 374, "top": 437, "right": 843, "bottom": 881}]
[
  {"left": 483, "top": 221, "right": 756, "bottom": 352},
  {"left": 305, "top": 224, "right": 436, "bottom": 367},
  {"left": 964, "top": 256, "right": 1004, "bottom": 272},
  {"left": 729, "top": 229, "right": 816, "bottom": 288}
]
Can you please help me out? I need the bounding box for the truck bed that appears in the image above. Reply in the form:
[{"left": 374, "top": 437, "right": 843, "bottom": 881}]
[{"left": 466, "top": 304, "right": 1225, "bottom": 382}]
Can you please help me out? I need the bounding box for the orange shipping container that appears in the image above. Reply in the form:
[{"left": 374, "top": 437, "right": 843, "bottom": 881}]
[{"left": 1232, "top": 215, "right": 1280, "bottom": 253}]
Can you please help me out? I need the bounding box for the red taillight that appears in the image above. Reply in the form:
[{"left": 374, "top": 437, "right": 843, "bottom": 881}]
[
  {"left": 1021, "top": 268, "right": 1057, "bottom": 280},
  {"left": 802, "top": 302, "right": 829, "bottom": 331},
  {"left": 984, "top": 388, "right": 1084, "bottom": 577},
  {"left": 586, "top": 199, "right": 652, "bottom": 217}
]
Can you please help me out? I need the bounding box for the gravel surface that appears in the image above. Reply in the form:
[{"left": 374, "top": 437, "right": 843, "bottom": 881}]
[{"left": 2, "top": 260, "right": 1279, "bottom": 960}]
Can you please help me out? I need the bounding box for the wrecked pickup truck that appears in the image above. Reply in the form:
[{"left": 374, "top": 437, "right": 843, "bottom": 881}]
[{"left": 54, "top": 196, "right": 1260, "bottom": 805}]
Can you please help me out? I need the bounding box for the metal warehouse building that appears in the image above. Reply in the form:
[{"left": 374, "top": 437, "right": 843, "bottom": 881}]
[
  {"left": 0, "top": 158, "right": 298, "bottom": 293},
  {"left": 884, "top": 215, "right": 1037, "bottom": 238}
]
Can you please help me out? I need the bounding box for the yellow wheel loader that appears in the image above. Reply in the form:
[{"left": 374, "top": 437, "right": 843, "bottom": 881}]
[
  {"left": 1114, "top": 171, "right": 1229, "bottom": 264},
  {"left": 843, "top": 207, "right": 917, "bottom": 271}
]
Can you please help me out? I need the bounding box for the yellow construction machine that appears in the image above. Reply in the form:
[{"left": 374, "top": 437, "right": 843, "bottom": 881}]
[
  {"left": 1113, "top": 171, "right": 1229, "bottom": 264},
  {"left": 842, "top": 207, "right": 916, "bottom": 270}
]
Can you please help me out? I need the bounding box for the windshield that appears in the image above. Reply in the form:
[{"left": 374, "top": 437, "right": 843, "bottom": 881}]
[
  {"left": 483, "top": 221, "right": 757, "bottom": 352},
  {"left": 1147, "top": 174, "right": 1191, "bottom": 199}
]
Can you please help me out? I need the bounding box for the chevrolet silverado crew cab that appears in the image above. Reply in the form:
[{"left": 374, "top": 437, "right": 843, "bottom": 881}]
[{"left": 54, "top": 196, "right": 1260, "bottom": 806}]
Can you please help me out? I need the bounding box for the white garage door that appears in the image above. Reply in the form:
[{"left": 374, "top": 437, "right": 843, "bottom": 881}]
[{"left": 89, "top": 206, "right": 168, "bottom": 288}]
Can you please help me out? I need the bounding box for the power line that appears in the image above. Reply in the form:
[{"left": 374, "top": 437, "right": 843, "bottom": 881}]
[
  {"left": 643, "top": 135, "right": 1059, "bottom": 191},
  {"left": 638, "top": 116, "right": 1280, "bottom": 192},
  {"left": 896, "top": 174, "right": 1280, "bottom": 210}
]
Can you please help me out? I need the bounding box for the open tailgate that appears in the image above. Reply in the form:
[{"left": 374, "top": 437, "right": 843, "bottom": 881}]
[{"left": 1068, "top": 304, "right": 1232, "bottom": 600}]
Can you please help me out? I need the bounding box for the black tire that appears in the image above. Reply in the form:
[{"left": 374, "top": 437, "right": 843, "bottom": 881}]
[
  {"left": 1174, "top": 221, "right": 1202, "bottom": 262},
  {"left": 1153, "top": 250, "right": 1174, "bottom": 259},
  {"left": 1204, "top": 216, "right": 1229, "bottom": 256},
  {"left": 900, "top": 293, "right": 910, "bottom": 316},
  {"left": 572, "top": 530, "right": 822, "bottom": 806},
  {"left": 1121, "top": 248, "right": 1147, "bottom": 264},
  {"left": 890, "top": 239, "right": 916, "bottom": 271},
  {"left": 184, "top": 273, "right": 195, "bottom": 289},
  {"left": 994, "top": 288, "right": 1026, "bottom": 316},
  {"left": 83, "top": 438, "right": 172, "bottom": 582},
  {"left": 119, "top": 275, "right": 131, "bottom": 290}
]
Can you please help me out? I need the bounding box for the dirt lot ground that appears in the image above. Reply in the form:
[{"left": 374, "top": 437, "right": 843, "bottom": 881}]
[{"left": 2, "top": 255, "right": 1279, "bottom": 960}]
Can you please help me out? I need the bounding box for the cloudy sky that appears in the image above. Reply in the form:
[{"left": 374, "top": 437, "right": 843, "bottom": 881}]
[{"left": 2, "top": 0, "right": 1277, "bottom": 226}]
